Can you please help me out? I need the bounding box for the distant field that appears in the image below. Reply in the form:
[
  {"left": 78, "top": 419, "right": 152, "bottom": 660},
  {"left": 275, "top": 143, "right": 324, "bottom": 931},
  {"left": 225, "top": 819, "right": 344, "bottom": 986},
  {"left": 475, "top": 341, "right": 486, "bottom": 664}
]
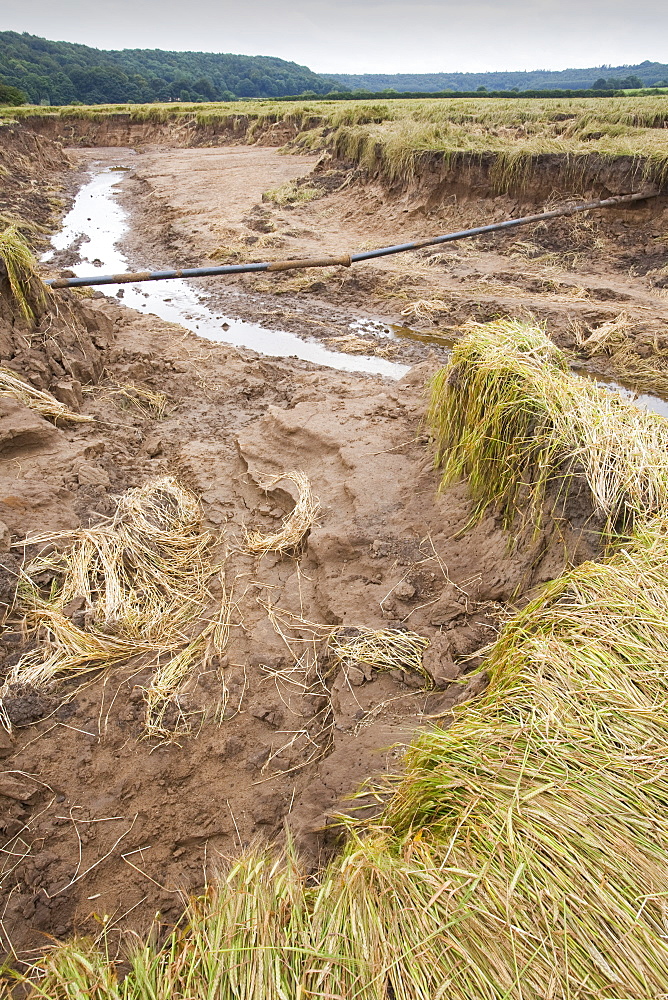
[{"left": 4, "top": 95, "right": 668, "bottom": 187}]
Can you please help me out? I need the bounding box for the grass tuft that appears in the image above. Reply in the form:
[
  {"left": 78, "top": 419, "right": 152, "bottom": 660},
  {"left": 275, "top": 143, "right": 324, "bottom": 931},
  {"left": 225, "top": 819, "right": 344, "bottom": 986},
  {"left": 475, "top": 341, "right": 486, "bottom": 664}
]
[
  {"left": 262, "top": 179, "right": 322, "bottom": 206},
  {"left": 427, "top": 317, "right": 668, "bottom": 533},
  {"left": 0, "top": 225, "right": 47, "bottom": 320}
]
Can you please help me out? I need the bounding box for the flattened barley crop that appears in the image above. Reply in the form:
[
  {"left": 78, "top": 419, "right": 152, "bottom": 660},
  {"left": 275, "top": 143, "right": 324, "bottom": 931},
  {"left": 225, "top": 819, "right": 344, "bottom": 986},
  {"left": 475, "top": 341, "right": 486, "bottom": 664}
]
[{"left": 1, "top": 477, "right": 227, "bottom": 736}]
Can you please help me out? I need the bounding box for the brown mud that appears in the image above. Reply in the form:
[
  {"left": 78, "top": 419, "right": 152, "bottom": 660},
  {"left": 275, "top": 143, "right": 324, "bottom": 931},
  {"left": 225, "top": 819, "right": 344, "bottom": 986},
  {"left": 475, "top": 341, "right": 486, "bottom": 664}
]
[{"left": 0, "top": 119, "right": 664, "bottom": 961}]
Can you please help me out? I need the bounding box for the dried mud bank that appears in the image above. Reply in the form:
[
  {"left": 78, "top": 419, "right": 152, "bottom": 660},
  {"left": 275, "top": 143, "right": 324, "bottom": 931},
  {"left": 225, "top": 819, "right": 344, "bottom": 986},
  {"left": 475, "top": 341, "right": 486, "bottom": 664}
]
[
  {"left": 0, "top": 126, "right": 71, "bottom": 232},
  {"left": 15, "top": 112, "right": 292, "bottom": 150}
]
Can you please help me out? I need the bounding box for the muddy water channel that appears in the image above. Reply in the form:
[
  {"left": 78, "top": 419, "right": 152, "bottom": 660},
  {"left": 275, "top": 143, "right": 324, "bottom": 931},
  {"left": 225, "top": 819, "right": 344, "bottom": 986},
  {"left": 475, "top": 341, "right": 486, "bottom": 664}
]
[
  {"left": 44, "top": 160, "right": 668, "bottom": 419},
  {"left": 44, "top": 165, "right": 409, "bottom": 379}
]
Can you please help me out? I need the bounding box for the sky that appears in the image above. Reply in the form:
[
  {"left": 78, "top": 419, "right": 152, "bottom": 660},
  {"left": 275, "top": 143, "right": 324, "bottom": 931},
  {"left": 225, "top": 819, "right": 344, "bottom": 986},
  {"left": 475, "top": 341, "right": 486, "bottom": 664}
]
[{"left": 2, "top": 0, "right": 667, "bottom": 73}]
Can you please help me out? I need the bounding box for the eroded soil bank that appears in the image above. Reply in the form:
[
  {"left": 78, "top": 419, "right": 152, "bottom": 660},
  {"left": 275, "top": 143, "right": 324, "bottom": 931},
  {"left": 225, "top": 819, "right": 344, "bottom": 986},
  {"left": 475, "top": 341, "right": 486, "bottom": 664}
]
[{"left": 0, "top": 119, "right": 664, "bottom": 961}]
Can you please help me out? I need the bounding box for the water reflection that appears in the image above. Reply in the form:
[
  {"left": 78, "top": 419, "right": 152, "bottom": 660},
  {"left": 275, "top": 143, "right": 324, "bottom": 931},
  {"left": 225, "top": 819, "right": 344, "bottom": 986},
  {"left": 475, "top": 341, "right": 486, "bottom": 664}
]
[{"left": 43, "top": 168, "right": 409, "bottom": 380}]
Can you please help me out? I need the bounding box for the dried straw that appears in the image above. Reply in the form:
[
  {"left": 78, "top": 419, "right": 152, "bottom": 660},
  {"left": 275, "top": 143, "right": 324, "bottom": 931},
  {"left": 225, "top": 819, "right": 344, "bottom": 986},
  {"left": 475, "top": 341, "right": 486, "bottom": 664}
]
[
  {"left": 85, "top": 380, "right": 167, "bottom": 418},
  {"left": 400, "top": 298, "right": 450, "bottom": 321},
  {"left": 1, "top": 477, "right": 221, "bottom": 735},
  {"left": 144, "top": 574, "right": 233, "bottom": 739},
  {"left": 0, "top": 366, "right": 93, "bottom": 424},
  {"left": 244, "top": 470, "right": 320, "bottom": 555},
  {"left": 328, "top": 626, "right": 430, "bottom": 681}
]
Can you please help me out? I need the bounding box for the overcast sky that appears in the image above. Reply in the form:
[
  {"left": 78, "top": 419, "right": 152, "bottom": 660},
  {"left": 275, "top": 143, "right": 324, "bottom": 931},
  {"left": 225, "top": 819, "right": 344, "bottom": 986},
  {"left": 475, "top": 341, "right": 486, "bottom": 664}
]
[{"left": 3, "top": 0, "right": 667, "bottom": 73}]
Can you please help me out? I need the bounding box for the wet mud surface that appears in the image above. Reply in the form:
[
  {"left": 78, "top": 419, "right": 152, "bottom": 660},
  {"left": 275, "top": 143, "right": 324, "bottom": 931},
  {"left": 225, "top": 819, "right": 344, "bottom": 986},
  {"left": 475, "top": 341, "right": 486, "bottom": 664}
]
[
  {"left": 82, "top": 144, "right": 668, "bottom": 388},
  {"left": 0, "top": 124, "right": 665, "bottom": 960}
]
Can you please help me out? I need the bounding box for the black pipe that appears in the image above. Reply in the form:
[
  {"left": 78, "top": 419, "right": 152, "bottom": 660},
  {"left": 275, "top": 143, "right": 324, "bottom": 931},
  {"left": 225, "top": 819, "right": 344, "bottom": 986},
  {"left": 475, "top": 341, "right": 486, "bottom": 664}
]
[{"left": 45, "top": 190, "right": 659, "bottom": 290}]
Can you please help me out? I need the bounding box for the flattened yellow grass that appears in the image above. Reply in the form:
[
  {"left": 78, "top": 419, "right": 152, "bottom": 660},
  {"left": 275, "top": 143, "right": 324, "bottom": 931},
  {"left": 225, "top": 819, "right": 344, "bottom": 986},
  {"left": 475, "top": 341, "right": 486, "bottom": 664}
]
[{"left": 244, "top": 470, "right": 320, "bottom": 555}]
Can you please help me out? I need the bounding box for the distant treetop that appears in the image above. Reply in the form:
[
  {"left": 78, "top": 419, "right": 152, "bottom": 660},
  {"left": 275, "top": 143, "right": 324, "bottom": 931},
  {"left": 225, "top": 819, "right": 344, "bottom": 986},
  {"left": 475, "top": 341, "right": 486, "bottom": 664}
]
[
  {"left": 328, "top": 64, "right": 668, "bottom": 93},
  {"left": 1, "top": 32, "right": 666, "bottom": 107},
  {"left": 0, "top": 30, "right": 336, "bottom": 105}
]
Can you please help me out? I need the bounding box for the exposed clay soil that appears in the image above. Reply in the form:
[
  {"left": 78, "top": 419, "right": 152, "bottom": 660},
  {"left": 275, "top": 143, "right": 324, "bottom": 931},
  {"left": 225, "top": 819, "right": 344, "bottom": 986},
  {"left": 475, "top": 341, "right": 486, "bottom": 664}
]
[{"left": 0, "top": 120, "right": 663, "bottom": 962}]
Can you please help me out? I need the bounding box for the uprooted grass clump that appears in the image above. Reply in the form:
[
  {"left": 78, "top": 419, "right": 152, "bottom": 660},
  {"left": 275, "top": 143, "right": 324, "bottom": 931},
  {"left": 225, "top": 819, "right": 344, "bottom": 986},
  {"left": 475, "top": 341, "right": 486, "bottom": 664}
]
[
  {"left": 427, "top": 317, "right": 668, "bottom": 533},
  {"left": 0, "top": 477, "right": 230, "bottom": 736},
  {"left": 16, "top": 319, "right": 668, "bottom": 998},
  {"left": 0, "top": 224, "right": 47, "bottom": 320},
  {"left": 262, "top": 179, "right": 322, "bottom": 206}
]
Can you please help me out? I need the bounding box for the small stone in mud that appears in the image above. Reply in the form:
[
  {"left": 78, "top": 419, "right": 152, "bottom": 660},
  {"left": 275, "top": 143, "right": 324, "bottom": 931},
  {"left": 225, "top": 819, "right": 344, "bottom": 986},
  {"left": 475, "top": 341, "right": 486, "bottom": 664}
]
[
  {"left": 2, "top": 686, "right": 55, "bottom": 727},
  {"left": 246, "top": 747, "right": 272, "bottom": 770},
  {"left": 393, "top": 580, "right": 416, "bottom": 601},
  {"left": 249, "top": 702, "right": 282, "bottom": 728},
  {"left": 448, "top": 624, "right": 485, "bottom": 658},
  {"left": 346, "top": 665, "right": 365, "bottom": 686},
  {"left": 429, "top": 597, "right": 466, "bottom": 627},
  {"left": 220, "top": 736, "right": 243, "bottom": 757},
  {"left": 250, "top": 792, "right": 283, "bottom": 826},
  {"left": 0, "top": 774, "right": 39, "bottom": 803},
  {"left": 143, "top": 435, "right": 163, "bottom": 458},
  {"left": 423, "top": 636, "right": 462, "bottom": 689}
]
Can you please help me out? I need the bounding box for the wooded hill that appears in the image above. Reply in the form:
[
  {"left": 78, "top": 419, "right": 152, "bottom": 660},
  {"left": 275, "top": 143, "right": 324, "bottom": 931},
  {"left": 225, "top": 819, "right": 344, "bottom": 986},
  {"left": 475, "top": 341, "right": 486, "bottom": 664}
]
[
  {"left": 0, "top": 31, "right": 335, "bottom": 104},
  {"left": 1, "top": 31, "right": 667, "bottom": 106}
]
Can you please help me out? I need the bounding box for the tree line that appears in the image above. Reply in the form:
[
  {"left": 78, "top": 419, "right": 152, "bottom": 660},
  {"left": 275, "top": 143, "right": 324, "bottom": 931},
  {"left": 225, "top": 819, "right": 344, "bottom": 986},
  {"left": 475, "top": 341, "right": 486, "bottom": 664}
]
[
  {"left": 329, "top": 62, "right": 668, "bottom": 93},
  {"left": 1, "top": 32, "right": 667, "bottom": 108},
  {"left": 0, "top": 31, "right": 335, "bottom": 105}
]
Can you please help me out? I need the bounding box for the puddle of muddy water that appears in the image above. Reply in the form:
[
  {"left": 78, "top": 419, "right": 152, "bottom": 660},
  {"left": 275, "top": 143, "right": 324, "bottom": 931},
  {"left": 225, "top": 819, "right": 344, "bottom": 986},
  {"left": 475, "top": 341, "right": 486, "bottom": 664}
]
[
  {"left": 573, "top": 370, "right": 668, "bottom": 418},
  {"left": 42, "top": 168, "right": 410, "bottom": 380},
  {"left": 359, "top": 318, "right": 668, "bottom": 419}
]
